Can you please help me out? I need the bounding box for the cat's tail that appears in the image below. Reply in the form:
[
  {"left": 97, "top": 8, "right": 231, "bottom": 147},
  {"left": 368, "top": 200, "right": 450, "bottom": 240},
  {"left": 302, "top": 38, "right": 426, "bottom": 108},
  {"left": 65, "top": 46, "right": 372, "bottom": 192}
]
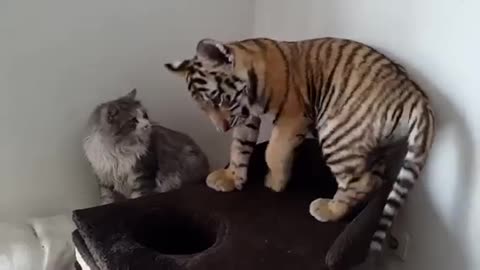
[{"left": 184, "top": 143, "right": 210, "bottom": 184}]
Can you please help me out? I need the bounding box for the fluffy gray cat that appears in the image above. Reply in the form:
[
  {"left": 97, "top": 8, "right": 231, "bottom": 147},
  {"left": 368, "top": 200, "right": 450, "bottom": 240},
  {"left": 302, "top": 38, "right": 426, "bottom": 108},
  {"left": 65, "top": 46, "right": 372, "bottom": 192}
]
[{"left": 83, "top": 89, "right": 210, "bottom": 204}]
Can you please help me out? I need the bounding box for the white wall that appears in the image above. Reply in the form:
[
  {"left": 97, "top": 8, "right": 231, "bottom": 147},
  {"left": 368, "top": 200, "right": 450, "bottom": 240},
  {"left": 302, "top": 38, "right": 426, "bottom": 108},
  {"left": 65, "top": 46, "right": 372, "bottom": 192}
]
[
  {"left": 255, "top": 1, "right": 479, "bottom": 269},
  {"left": 2, "top": 1, "right": 478, "bottom": 268},
  {"left": 0, "top": 0, "right": 254, "bottom": 221}
]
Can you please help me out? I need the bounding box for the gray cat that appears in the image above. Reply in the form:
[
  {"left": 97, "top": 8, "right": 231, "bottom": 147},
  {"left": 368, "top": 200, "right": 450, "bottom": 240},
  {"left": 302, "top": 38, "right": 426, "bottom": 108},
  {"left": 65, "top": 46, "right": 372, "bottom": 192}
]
[{"left": 83, "top": 89, "right": 210, "bottom": 204}]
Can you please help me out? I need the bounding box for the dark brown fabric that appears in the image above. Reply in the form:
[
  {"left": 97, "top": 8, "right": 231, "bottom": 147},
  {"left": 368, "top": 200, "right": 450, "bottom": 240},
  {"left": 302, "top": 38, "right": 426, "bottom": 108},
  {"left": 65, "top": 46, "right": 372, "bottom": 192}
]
[{"left": 73, "top": 139, "right": 387, "bottom": 270}]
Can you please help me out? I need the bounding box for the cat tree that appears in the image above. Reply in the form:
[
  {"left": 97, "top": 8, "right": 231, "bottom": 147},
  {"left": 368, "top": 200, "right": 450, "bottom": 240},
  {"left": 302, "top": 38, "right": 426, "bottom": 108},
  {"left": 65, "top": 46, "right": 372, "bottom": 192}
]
[{"left": 72, "top": 140, "right": 393, "bottom": 270}]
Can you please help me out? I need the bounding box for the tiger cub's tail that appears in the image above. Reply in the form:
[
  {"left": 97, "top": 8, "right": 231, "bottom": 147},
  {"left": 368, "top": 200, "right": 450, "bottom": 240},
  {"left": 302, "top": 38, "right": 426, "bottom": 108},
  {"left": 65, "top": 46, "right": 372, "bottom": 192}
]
[{"left": 370, "top": 103, "right": 435, "bottom": 251}]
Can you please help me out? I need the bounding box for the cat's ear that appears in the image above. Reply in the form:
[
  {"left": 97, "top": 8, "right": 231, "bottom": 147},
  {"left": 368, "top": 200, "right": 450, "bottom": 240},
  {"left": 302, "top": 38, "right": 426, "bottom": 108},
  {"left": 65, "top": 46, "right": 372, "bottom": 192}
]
[
  {"left": 196, "top": 39, "right": 233, "bottom": 67},
  {"left": 125, "top": 89, "right": 137, "bottom": 100},
  {"left": 164, "top": 59, "right": 192, "bottom": 77}
]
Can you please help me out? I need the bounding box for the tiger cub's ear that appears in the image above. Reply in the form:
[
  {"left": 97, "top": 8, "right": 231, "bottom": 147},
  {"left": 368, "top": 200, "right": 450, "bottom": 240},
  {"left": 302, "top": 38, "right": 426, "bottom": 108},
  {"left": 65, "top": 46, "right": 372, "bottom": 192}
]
[
  {"left": 196, "top": 38, "right": 233, "bottom": 67},
  {"left": 164, "top": 59, "right": 192, "bottom": 76}
]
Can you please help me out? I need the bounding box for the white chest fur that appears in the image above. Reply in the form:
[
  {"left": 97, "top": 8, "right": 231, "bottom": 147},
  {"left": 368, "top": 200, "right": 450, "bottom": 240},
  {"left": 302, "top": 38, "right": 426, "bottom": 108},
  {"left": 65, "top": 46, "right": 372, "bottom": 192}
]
[{"left": 83, "top": 132, "right": 147, "bottom": 193}]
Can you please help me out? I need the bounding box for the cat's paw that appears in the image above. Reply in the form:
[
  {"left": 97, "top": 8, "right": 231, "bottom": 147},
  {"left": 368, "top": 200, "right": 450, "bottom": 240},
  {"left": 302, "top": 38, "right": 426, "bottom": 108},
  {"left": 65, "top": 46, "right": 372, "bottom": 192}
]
[
  {"left": 100, "top": 197, "right": 115, "bottom": 205},
  {"left": 130, "top": 191, "right": 144, "bottom": 199},
  {"left": 264, "top": 171, "right": 287, "bottom": 192},
  {"left": 309, "top": 198, "right": 347, "bottom": 222},
  {"left": 206, "top": 169, "right": 236, "bottom": 192}
]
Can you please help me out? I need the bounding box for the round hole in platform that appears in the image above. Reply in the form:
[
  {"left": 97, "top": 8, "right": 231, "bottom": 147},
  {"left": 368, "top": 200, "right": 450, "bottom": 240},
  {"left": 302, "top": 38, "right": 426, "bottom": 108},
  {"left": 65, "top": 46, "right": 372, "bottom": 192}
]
[{"left": 133, "top": 209, "right": 222, "bottom": 255}]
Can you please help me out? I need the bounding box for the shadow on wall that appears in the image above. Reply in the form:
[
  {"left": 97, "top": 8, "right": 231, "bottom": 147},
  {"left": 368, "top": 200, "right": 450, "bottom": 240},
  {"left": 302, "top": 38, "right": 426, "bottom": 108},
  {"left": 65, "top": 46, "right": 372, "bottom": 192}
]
[
  {"left": 370, "top": 185, "right": 469, "bottom": 270},
  {"left": 412, "top": 66, "right": 476, "bottom": 252}
]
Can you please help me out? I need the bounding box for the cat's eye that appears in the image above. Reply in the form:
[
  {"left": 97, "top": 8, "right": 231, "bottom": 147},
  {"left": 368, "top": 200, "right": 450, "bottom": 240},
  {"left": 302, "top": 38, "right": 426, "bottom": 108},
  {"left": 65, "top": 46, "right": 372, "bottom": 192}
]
[{"left": 130, "top": 118, "right": 138, "bottom": 124}]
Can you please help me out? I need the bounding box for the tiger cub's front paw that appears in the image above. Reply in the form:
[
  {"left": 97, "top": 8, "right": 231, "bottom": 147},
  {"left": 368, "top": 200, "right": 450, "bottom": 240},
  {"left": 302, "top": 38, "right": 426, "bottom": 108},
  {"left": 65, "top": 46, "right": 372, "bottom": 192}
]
[
  {"left": 206, "top": 169, "right": 237, "bottom": 192},
  {"left": 264, "top": 171, "right": 288, "bottom": 192}
]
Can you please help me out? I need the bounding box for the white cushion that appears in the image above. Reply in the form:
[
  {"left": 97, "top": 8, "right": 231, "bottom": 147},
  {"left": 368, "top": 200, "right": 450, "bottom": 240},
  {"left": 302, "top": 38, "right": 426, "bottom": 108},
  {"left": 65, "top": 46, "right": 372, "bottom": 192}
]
[{"left": 0, "top": 215, "right": 75, "bottom": 270}]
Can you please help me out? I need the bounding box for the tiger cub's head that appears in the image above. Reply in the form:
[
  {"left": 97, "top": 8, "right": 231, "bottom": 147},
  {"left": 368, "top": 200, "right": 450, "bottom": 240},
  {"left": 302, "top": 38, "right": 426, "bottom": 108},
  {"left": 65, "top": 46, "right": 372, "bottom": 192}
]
[{"left": 165, "top": 39, "right": 252, "bottom": 132}]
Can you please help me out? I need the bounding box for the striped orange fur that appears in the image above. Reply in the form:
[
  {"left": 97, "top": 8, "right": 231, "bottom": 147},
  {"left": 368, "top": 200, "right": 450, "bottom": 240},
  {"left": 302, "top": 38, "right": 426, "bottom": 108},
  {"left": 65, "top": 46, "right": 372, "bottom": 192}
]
[{"left": 165, "top": 37, "right": 435, "bottom": 252}]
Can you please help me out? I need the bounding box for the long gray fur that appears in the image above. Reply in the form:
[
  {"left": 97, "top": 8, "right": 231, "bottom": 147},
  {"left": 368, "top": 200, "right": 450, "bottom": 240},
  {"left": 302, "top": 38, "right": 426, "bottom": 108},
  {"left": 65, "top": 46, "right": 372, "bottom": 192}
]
[{"left": 83, "top": 89, "right": 210, "bottom": 204}]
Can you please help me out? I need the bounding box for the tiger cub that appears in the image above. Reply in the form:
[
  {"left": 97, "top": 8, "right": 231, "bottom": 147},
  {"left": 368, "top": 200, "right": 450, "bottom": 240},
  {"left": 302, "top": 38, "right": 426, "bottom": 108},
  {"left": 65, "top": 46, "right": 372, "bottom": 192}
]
[{"left": 165, "top": 37, "right": 435, "bottom": 251}]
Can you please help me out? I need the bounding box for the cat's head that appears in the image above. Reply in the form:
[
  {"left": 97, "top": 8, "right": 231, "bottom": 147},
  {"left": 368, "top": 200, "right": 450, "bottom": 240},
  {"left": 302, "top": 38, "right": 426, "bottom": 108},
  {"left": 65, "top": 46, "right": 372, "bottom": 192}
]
[{"left": 89, "top": 89, "right": 152, "bottom": 143}]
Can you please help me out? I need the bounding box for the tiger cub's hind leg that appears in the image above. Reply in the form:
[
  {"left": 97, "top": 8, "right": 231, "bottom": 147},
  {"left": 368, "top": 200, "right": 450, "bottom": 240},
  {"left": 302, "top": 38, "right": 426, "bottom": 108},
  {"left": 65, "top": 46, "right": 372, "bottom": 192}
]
[
  {"left": 310, "top": 170, "right": 380, "bottom": 222},
  {"left": 310, "top": 141, "right": 380, "bottom": 222}
]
